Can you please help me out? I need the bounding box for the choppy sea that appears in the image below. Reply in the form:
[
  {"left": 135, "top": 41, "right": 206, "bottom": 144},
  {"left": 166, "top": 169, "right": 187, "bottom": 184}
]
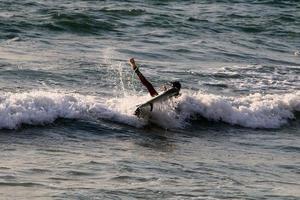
[{"left": 0, "top": 0, "right": 299, "bottom": 199}]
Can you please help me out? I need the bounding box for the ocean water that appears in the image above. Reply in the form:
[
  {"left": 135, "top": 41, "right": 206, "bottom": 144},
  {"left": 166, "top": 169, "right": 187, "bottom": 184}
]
[{"left": 0, "top": 0, "right": 299, "bottom": 199}]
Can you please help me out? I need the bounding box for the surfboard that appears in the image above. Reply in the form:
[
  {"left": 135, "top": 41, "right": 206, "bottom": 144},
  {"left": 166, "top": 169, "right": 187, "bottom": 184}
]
[{"left": 134, "top": 87, "right": 180, "bottom": 117}]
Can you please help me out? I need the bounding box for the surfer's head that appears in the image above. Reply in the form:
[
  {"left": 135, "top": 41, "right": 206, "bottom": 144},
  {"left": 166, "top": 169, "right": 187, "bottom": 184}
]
[{"left": 171, "top": 81, "right": 181, "bottom": 90}]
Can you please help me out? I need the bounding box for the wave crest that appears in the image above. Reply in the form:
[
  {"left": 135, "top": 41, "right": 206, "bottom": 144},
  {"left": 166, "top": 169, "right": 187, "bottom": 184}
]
[
  {"left": 177, "top": 91, "right": 300, "bottom": 129},
  {"left": 0, "top": 90, "right": 298, "bottom": 130},
  {"left": 0, "top": 91, "right": 141, "bottom": 129}
]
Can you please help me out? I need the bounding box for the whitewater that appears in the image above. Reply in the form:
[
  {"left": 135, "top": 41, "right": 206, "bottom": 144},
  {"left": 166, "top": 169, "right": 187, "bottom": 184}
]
[{"left": 0, "top": 90, "right": 298, "bottom": 129}]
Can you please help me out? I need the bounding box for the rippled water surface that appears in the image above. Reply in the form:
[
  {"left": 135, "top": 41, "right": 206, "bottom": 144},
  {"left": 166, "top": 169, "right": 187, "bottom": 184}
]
[{"left": 0, "top": 0, "right": 299, "bottom": 199}]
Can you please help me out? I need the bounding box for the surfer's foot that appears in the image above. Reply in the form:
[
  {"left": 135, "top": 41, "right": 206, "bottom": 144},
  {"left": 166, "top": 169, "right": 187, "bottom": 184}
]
[{"left": 129, "top": 58, "right": 138, "bottom": 71}]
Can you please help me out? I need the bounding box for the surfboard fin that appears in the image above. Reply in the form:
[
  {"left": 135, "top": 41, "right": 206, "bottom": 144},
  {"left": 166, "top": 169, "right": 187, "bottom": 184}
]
[
  {"left": 134, "top": 108, "right": 141, "bottom": 117},
  {"left": 149, "top": 103, "right": 153, "bottom": 111}
]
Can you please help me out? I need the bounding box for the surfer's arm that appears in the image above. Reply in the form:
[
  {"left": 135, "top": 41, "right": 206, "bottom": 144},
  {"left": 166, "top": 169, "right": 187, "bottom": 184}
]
[{"left": 129, "top": 58, "right": 158, "bottom": 97}]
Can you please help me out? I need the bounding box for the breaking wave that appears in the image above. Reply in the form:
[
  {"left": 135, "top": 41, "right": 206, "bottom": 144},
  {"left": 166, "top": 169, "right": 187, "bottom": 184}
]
[
  {"left": 0, "top": 90, "right": 299, "bottom": 129},
  {"left": 113, "top": 90, "right": 300, "bottom": 129},
  {"left": 0, "top": 91, "right": 142, "bottom": 129},
  {"left": 177, "top": 91, "right": 300, "bottom": 129}
]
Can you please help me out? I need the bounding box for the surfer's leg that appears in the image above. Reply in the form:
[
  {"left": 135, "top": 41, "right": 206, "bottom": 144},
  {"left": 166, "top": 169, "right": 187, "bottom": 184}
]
[
  {"left": 136, "top": 72, "right": 159, "bottom": 97},
  {"left": 129, "top": 58, "right": 158, "bottom": 97}
]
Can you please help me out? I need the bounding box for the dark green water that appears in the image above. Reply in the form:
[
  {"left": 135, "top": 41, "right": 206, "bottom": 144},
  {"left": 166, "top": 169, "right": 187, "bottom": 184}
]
[{"left": 0, "top": 0, "right": 299, "bottom": 199}]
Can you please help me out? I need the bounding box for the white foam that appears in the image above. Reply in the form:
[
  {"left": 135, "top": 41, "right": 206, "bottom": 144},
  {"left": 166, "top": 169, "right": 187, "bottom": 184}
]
[
  {"left": 0, "top": 90, "right": 298, "bottom": 129},
  {"left": 0, "top": 91, "right": 142, "bottom": 129},
  {"left": 177, "top": 91, "right": 300, "bottom": 129},
  {"left": 109, "top": 90, "right": 300, "bottom": 129}
]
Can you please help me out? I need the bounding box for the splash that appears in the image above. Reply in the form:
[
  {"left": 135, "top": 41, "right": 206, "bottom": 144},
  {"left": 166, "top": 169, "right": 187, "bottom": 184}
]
[{"left": 106, "top": 94, "right": 183, "bottom": 129}]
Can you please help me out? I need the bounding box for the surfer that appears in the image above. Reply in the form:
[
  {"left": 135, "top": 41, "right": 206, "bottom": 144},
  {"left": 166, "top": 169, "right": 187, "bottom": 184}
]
[
  {"left": 129, "top": 58, "right": 181, "bottom": 117},
  {"left": 129, "top": 58, "right": 181, "bottom": 96}
]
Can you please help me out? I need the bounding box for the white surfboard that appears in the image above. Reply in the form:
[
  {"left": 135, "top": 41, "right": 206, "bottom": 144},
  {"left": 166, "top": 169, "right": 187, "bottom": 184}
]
[{"left": 134, "top": 87, "right": 180, "bottom": 117}]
